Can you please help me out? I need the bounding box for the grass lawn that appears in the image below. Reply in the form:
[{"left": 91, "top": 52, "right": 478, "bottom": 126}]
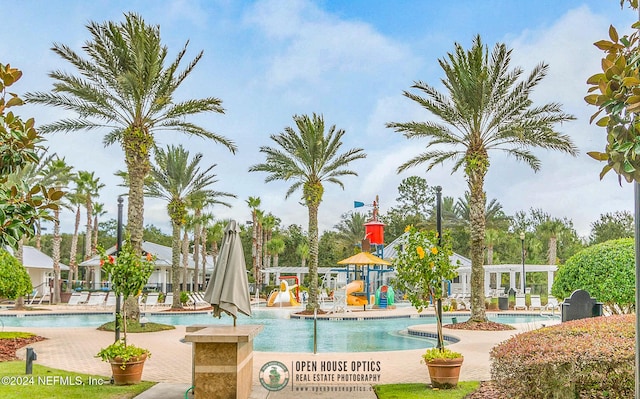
[
  {"left": 0, "top": 361, "right": 155, "bottom": 399},
  {"left": 374, "top": 381, "right": 480, "bottom": 399},
  {"left": 97, "top": 321, "right": 174, "bottom": 333}
]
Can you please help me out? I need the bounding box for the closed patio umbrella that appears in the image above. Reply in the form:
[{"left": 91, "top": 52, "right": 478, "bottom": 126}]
[{"left": 202, "top": 220, "right": 252, "bottom": 325}]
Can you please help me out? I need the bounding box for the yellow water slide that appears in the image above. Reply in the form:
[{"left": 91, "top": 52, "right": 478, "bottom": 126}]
[
  {"left": 267, "top": 280, "right": 300, "bottom": 306},
  {"left": 346, "top": 280, "right": 368, "bottom": 306}
]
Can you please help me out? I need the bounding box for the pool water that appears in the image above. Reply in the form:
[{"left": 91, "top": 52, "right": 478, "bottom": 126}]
[{"left": 0, "top": 310, "right": 559, "bottom": 353}]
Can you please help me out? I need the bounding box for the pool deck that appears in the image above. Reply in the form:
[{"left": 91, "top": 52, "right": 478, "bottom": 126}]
[{"left": 0, "top": 303, "right": 560, "bottom": 398}]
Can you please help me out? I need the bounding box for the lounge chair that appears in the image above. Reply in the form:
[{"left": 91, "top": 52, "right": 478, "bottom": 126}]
[
  {"left": 85, "top": 292, "right": 107, "bottom": 307},
  {"left": 157, "top": 293, "right": 173, "bottom": 308},
  {"left": 187, "top": 292, "right": 208, "bottom": 308},
  {"left": 38, "top": 291, "right": 50, "bottom": 305},
  {"left": 67, "top": 291, "right": 89, "bottom": 305},
  {"left": 545, "top": 296, "right": 559, "bottom": 312},
  {"left": 529, "top": 295, "right": 543, "bottom": 311},
  {"left": 143, "top": 292, "right": 160, "bottom": 310},
  {"left": 28, "top": 289, "right": 40, "bottom": 305},
  {"left": 514, "top": 294, "right": 527, "bottom": 310}
]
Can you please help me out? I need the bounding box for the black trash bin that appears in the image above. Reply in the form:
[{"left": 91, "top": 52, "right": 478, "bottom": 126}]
[{"left": 498, "top": 296, "right": 509, "bottom": 310}]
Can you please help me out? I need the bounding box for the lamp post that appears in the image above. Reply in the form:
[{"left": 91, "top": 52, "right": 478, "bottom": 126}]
[
  {"left": 520, "top": 232, "right": 525, "bottom": 294},
  {"left": 115, "top": 196, "right": 123, "bottom": 342},
  {"left": 435, "top": 186, "right": 443, "bottom": 350}
]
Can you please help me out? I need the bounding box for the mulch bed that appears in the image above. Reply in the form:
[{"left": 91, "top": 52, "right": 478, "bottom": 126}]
[
  {"left": 464, "top": 381, "right": 508, "bottom": 398},
  {"left": 159, "top": 306, "right": 213, "bottom": 312},
  {"left": 445, "top": 320, "right": 515, "bottom": 331},
  {"left": 0, "top": 335, "right": 46, "bottom": 362},
  {"left": 294, "top": 309, "right": 328, "bottom": 316}
]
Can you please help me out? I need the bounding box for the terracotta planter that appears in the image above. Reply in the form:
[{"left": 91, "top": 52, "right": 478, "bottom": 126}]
[
  {"left": 109, "top": 353, "right": 147, "bottom": 385},
  {"left": 426, "top": 357, "right": 463, "bottom": 388}
]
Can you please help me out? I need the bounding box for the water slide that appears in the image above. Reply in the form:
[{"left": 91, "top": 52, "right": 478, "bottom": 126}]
[
  {"left": 267, "top": 280, "right": 300, "bottom": 307},
  {"left": 345, "top": 280, "right": 368, "bottom": 306},
  {"left": 375, "top": 285, "right": 395, "bottom": 308}
]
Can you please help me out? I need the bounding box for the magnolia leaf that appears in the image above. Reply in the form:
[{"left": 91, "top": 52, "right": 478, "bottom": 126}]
[
  {"left": 622, "top": 77, "right": 640, "bottom": 87},
  {"left": 595, "top": 116, "right": 610, "bottom": 127},
  {"left": 594, "top": 40, "right": 614, "bottom": 51},
  {"left": 587, "top": 151, "right": 609, "bottom": 161},
  {"left": 599, "top": 164, "right": 612, "bottom": 180},
  {"left": 584, "top": 94, "right": 599, "bottom": 105},
  {"left": 586, "top": 73, "right": 605, "bottom": 85},
  {"left": 627, "top": 101, "right": 640, "bottom": 113},
  {"left": 609, "top": 25, "right": 619, "bottom": 43}
]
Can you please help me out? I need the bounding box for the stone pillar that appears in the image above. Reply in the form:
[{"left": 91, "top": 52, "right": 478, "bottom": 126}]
[{"left": 185, "top": 325, "right": 263, "bottom": 399}]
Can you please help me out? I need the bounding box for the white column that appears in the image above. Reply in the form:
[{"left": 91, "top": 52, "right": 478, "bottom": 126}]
[
  {"left": 547, "top": 270, "right": 554, "bottom": 295},
  {"left": 509, "top": 271, "right": 516, "bottom": 291},
  {"left": 484, "top": 271, "right": 491, "bottom": 296}
]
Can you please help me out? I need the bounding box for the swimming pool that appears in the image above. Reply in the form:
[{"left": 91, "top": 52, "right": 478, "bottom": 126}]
[{"left": 0, "top": 310, "right": 559, "bottom": 353}]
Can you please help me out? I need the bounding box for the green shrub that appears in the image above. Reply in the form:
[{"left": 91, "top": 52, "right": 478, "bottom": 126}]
[
  {"left": 552, "top": 238, "right": 634, "bottom": 314},
  {"left": 490, "top": 315, "right": 634, "bottom": 398}
]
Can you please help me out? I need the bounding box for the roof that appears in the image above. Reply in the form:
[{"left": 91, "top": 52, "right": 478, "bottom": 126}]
[
  {"left": 79, "top": 241, "right": 198, "bottom": 269},
  {"left": 383, "top": 232, "right": 471, "bottom": 267},
  {"left": 260, "top": 267, "right": 341, "bottom": 275},
  {"left": 6, "top": 246, "right": 70, "bottom": 270}
]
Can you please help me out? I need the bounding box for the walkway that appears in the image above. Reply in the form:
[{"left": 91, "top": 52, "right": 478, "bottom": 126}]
[{"left": 1, "top": 305, "right": 559, "bottom": 398}]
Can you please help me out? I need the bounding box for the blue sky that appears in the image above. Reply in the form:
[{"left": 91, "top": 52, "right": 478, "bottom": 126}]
[{"left": 2, "top": 0, "right": 637, "bottom": 238}]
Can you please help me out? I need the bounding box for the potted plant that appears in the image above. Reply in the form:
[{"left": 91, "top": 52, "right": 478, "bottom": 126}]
[
  {"left": 392, "top": 226, "right": 462, "bottom": 389},
  {"left": 96, "top": 238, "right": 155, "bottom": 385}
]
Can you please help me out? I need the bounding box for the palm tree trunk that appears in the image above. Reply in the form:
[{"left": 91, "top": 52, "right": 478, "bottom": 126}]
[
  {"left": 84, "top": 197, "right": 93, "bottom": 260},
  {"left": 123, "top": 127, "right": 151, "bottom": 255},
  {"left": 92, "top": 214, "right": 99, "bottom": 257},
  {"left": 548, "top": 236, "right": 557, "bottom": 265},
  {"left": 307, "top": 204, "right": 319, "bottom": 311},
  {"left": 251, "top": 212, "right": 257, "bottom": 287},
  {"left": 256, "top": 223, "right": 263, "bottom": 289},
  {"left": 193, "top": 213, "right": 201, "bottom": 291},
  {"left": 181, "top": 230, "right": 189, "bottom": 291},
  {"left": 15, "top": 239, "right": 26, "bottom": 310},
  {"left": 200, "top": 226, "right": 208, "bottom": 286},
  {"left": 172, "top": 222, "right": 183, "bottom": 309},
  {"left": 468, "top": 170, "right": 488, "bottom": 322},
  {"left": 35, "top": 221, "right": 42, "bottom": 250},
  {"left": 486, "top": 244, "right": 494, "bottom": 265},
  {"left": 52, "top": 208, "right": 62, "bottom": 304},
  {"left": 69, "top": 205, "right": 81, "bottom": 290}
]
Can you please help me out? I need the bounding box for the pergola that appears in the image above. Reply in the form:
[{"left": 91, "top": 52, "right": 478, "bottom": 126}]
[{"left": 453, "top": 263, "right": 558, "bottom": 296}]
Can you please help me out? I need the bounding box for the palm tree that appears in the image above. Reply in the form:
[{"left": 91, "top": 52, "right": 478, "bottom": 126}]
[
  {"left": 67, "top": 190, "right": 83, "bottom": 288},
  {"left": 145, "top": 144, "right": 234, "bottom": 309},
  {"left": 387, "top": 35, "right": 577, "bottom": 323},
  {"left": 75, "top": 171, "right": 104, "bottom": 262},
  {"left": 334, "top": 212, "right": 366, "bottom": 252},
  {"left": 246, "top": 196, "right": 261, "bottom": 289},
  {"left": 40, "top": 157, "right": 74, "bottom": 303},
  {"left": 8, "top": 151, "right": 72, "bottom": 304},
  {"left": 26, "top": 12, "right": 236, "bottom": 257},
  {"left": 91, "top": 202, "right": 106, "bottom": 257},
  {"left": 261, "top": 214, "right": 278, "bottom": 269},
  {"left": 537, "top": 218, "right": 564, "bottom": 265},
  {"left": 296, "top": 243, "right": 309, "bottom": 268},
  {"left": 267, "top": 237, "right": 286, "bottom": 268},
  {"left": 250, "top": 113, "right": 366, "bottom": 311},
  {"left": 181, "top": 214, "right": 195, "bottom": 291},
  {"left": 454, "top": 192, "right": 511, "bottom": 231}
]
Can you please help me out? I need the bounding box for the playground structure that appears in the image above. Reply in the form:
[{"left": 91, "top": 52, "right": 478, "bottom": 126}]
[
  {"left": 374, "top": 285, "right": 395, "bottom": 308},
  {"left": 267, "top": 277, "right": 300, "bottom": 307},
  {"left": 345, "top": 280, "right": 367, "bottom": 306}
]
